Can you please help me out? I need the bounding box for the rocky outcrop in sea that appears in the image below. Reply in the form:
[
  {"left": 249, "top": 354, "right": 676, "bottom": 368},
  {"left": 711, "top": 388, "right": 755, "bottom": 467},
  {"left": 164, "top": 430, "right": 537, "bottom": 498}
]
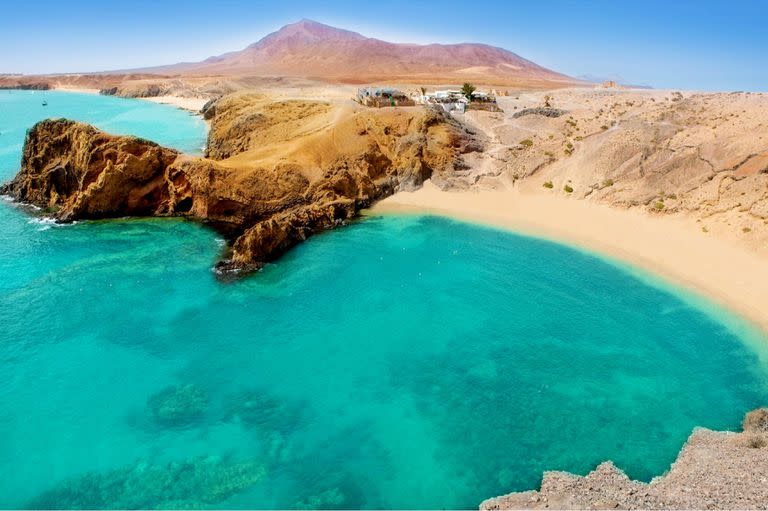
[
  {"left": 1, "top": 100, "right": 476, "bottom": 277},
  {"left": 481, "top": 408, "right": 768, "bottom": 510}
]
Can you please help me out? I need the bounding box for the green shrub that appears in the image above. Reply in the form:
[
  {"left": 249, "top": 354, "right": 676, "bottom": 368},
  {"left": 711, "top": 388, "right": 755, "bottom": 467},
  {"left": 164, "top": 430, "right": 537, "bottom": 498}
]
[
  {"left": 564, "top": 184, "right": 574, "bottom": 193},
  {"left": 654, "top": 201, "right": 665, "bottom": 210},
  {"left": 519, "top": 139, "right": 534, "bottom": 147},
  {"left": 602, "top": 178, "right": 614, "bottom": 187},
  {"left": 543, "top": 181, "right": 554, "bottom": 189},
  {"left": 601, "top": 125, "right": 609, "bottom": 130},
  {"left": 743, "top": 227, "right": 752, "bottom": 233}
]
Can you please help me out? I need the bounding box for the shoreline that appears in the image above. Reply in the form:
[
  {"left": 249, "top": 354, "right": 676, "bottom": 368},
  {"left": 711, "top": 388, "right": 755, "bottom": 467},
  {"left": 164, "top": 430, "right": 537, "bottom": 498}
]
[
  {"left": 372, "top": 182, "right": 768, "bottom": 337},
  {"left": 50, "top": 85, "right": 208, "bottom": 113},
  {"left": 141, "top": 95, "right": 209, "bottom": 112},
  {"left": 481, "top": 409, "right": 768, "bottom": 510}
]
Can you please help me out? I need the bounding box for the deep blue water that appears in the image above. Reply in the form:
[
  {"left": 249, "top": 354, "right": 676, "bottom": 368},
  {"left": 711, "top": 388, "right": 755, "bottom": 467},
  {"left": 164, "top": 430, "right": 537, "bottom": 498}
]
[{"left": 0, "top": 90, "right": 767, "bottom": 509}]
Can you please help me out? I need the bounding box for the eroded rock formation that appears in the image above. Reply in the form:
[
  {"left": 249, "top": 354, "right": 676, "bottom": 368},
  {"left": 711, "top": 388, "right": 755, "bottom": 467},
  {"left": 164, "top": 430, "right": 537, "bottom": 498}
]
[
  {"left": 4, "top": 120, "right": 180, "bottom": 221},
  {"left": 480, "top": 408, "right": 768, "bottom": 510},
  {"left": 1, "top": 98, "right": 476, "bottom": 276}
]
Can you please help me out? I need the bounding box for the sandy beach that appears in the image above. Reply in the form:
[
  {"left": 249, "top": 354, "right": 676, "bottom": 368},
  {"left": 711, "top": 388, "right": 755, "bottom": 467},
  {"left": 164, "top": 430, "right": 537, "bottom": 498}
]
[
  {"left": 373, "top": 182, "right": 768, "bottom": 335},
  {"left": 50, "top": 85, "right": 208, "bottom": 113},
  {"left": 51, "top": 86, "right": 102, "bottom": 95},
  {"left": 142, "top": 95, "right": 209, "bottom": 112}
]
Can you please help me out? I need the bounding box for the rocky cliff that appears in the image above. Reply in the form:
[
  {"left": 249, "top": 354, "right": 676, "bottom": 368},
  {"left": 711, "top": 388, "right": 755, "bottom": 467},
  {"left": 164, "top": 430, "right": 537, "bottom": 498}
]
[
  {"left": 2, "top": 99, "right": 475, "bottom": 275},
  {"left": 481, "top": 408, "right": 768, "bottom": 510},
  {"left": 5, "top": 120, "right": 180, "bottom": 221}
]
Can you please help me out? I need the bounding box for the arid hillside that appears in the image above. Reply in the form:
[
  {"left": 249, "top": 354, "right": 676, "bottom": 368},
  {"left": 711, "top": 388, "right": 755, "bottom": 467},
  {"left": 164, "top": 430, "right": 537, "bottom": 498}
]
[
  {"left": 154, "top": 20, "right": 577, "bottom": 87},
  {"left": 450, "top": 88, "right": 768, "bottom": 253}
]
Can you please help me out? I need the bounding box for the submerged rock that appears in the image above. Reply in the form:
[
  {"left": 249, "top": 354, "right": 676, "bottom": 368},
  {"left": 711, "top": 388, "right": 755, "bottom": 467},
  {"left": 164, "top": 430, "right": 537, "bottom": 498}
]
[
  {"left": 147, "top": 383, "right": 208, "bottom": 428},
  {"left": 224, "top": 389, "right": 303, "bottom": 434},
  {"left": 294, "top": 487, "right": 347, "bottom": 510},
  {"left": 27, "top": 456, "right": 265, "bottom": 509}
]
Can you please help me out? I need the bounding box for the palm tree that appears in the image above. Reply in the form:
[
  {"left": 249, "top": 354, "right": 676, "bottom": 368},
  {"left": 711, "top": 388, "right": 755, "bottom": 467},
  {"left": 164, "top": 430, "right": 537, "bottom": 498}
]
[{"left": 461, "top": 83, "right": 476, "bottom": 101}]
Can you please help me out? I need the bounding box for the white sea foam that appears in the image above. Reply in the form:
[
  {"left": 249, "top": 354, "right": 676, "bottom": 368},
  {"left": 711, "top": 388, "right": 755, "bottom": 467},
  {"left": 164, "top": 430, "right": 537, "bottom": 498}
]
[{"left": 27, "top": 217, "right": 77, "bottom": 231}]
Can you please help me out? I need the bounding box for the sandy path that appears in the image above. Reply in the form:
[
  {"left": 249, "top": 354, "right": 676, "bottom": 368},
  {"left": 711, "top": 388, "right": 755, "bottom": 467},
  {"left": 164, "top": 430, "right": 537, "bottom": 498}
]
[{"left": 372, "top": 182, "right": 768, "bottom": 335}]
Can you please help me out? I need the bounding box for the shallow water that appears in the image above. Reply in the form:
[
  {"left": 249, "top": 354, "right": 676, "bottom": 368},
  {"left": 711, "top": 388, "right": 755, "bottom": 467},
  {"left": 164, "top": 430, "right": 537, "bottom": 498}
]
[{"left": 1, "top": 91, "right": 767, "bottom": 509}]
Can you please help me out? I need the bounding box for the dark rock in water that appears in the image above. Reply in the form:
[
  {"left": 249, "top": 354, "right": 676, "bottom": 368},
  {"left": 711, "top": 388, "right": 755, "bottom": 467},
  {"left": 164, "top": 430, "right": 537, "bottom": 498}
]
[
  {"left": 147, "top": 383, "right": 208, "bottom": 428},
  {"left": 290, "top": 468, "right": 366, "bottom": 510},
  {"left": 26, "top": 456, "right": 265, "bottom": 509},
  {"left": 743, "top": 408, "right": 768, "bottom": 433},
  {"left": 294, "top": 487, "right": 347, "bottom": 509},
  {"left": 99, "top": 87, "right": 119, "bottom": 96},
  {"left": 512, "top": 107, "right": 567, "bottom": 118},
  {"left": 224, "top": 389, "right": 304, "bottom": 435}
]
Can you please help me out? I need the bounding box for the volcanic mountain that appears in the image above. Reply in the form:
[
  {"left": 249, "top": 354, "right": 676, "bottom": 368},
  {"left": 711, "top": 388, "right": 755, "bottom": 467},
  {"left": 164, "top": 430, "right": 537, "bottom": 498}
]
[{"left": 156, "top": 19, "right": 577, "bottom": 87}]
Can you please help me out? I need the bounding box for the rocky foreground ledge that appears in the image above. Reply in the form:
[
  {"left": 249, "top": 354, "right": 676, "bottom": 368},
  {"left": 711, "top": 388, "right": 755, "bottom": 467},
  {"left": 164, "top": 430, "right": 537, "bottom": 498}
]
[
  {"left": 481, "top": 408, "right": 768, "bottom": 510},
  {"left": 1, "top": 100, "right": 475, "bottom": 276}
]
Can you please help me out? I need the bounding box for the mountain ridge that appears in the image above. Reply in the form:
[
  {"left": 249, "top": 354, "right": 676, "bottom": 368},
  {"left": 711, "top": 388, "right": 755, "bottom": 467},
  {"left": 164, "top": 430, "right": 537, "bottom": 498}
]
[{"left": 148, "top": 19, "right": 578, "bottom": 87}]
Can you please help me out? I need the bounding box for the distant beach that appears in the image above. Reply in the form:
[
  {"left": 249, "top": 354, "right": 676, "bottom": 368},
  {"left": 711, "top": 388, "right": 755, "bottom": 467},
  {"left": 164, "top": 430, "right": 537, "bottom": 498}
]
[{"left": 52, "top": 85, "right": 208, "bottom": 113}]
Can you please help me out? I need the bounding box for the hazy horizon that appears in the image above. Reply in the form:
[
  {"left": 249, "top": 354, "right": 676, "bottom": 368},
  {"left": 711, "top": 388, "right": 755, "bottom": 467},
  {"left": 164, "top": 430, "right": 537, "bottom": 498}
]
[{"left": 2, "top": 0, "right": 767, "bottom": 91}]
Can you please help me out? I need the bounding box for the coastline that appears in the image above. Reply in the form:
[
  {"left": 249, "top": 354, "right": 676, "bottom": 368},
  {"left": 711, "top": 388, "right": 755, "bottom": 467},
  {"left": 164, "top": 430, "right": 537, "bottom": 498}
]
[
  {"left": 372, "top": 182, "right": 768, "bottom": 337},
  {"left": 51, "top": 85, "right": 208, "bottom": 113},
  {"left": 141, "top": 95, "right": 209, "bottom": 112}
]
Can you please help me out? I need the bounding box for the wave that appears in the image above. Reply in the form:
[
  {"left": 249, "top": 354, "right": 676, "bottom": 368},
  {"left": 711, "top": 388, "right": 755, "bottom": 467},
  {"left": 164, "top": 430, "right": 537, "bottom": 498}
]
[{"left": 27, "top": 216, "right": 77, "bottom": 231}]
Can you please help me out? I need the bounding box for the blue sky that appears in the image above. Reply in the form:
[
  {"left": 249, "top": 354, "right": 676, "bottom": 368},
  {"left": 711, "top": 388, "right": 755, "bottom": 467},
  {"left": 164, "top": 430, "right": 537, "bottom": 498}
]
[{"left": 1, "top": 0, "right": 766, "bottom": 91}]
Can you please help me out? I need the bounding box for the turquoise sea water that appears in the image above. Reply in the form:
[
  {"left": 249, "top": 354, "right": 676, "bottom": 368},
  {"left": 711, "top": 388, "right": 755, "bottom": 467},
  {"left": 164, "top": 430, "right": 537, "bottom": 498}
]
[{"left": 1, "top": 90, "right": 767, "bottom": 509}]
